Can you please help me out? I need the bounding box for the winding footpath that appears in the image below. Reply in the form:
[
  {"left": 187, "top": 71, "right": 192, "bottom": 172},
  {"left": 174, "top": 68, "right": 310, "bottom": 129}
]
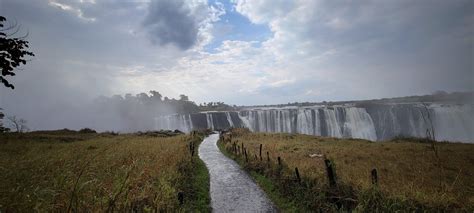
[{"left": 199, "top": 133, "right": 276, "bottom": 212}]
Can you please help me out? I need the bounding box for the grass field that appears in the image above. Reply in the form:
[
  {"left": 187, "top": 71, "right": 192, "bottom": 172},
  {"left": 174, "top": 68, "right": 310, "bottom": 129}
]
[
  {"left": 219, "top": 128, "right": 474, "bottom": 211},
  {"left": 0, "top": 130, "right": 210, "bottom": 212}
]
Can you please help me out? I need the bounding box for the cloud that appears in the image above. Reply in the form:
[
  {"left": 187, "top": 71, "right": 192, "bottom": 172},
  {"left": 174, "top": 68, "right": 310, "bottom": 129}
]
[
  {"left": 142, "top": 0, "right": 224, "bottom": 50},
  {"left": 0, "top": 0, "right": 472, "bottom": 131},
  {"left": 234, "top": 0, "right": 474, "bottom": 98},
  {"left": 49, "top": 0, "right": 96, "bottom": 22},
  {"left": 0, "top": 0, "right": 184, "bottom": 130}
]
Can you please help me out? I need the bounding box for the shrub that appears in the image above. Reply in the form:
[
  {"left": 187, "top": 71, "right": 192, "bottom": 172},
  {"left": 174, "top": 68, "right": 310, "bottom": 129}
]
[{"left": 78, "top": 128, "right": 97, "bottom": 134}]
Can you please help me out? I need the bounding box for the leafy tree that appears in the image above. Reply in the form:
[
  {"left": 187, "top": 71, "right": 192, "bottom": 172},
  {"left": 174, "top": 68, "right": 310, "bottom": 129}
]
[
  {"left": 136, "top": 93, "right": 149, "bottom": 104},
  {"left": 0, "top": 16, "right": 35, "bottom": 89},
  {"left": 179, "top": 94, "right": 189, "bottom": 101},
  {"left": 149, "top": 90, "right": 162, "bottom": 101}
]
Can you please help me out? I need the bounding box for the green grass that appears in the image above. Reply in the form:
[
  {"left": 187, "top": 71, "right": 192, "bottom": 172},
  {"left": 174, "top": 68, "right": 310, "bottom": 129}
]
[
  {"left": 218, "top": 128, "right": 474, "bottom": 212},
  {"left": 217, "top": 139, "right": 301, "bottom": 212},
  {"left": 0, "top": 130, "right": 211, "bottom": 212},
  {"left": 250, "top": 171, "right": 301, "bottom": 212},
  {"left": 182, "top": 133, "right": 211, "bottom": 212}
]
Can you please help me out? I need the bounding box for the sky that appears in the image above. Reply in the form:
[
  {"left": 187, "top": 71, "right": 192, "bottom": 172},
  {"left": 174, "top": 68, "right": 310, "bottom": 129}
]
[{"left": 0, "top": 0, "right": 473, "bottom": 129}]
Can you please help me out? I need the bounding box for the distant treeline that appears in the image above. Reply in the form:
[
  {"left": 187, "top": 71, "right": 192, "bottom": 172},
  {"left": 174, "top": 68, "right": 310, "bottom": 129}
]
[
  {"left": 95, "top": 90, "right": 236, "bottom": 116},
  {"left": 243, "top": 91, "right": 474, "bottom": 108},
  {"left": 87, "top": 91, "right": 237, "bottom": 131}
]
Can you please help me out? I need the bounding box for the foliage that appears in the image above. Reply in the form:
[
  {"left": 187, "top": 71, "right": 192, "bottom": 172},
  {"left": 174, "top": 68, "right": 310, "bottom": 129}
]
[
  {"left": 0, "top": 130, "right": 210, "bottom": 211},
  {"left": 78, "top": 128, "right": 97, "bottom": 134},
  {"left": 0, "top": 108, "right": 9, "bottom": 133},
  {"left": 0, "top": 16, "right": 35, "bottom": 89},
  {"left": 96, "top": 90, "right": 200, "bottom": 117},
  {"left": 198, "top": 101, "right": 236, "bottom": 111},
  {"left": 219, "top": 129, "right": 474, "bottom": 211},
  {"left": 180, "top": 130, "right": 211, "bottom": 212}
]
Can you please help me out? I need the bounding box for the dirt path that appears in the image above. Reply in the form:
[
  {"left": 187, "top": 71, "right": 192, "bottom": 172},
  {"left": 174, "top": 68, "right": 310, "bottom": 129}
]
[{"left": 199, "top": 133, "right": 276, "bottom": 212}]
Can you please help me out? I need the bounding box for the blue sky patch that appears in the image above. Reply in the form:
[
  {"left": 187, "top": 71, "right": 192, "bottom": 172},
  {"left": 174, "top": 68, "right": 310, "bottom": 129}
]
[{"left": 205, "top": 0, "right": 272, "bottom": 53}]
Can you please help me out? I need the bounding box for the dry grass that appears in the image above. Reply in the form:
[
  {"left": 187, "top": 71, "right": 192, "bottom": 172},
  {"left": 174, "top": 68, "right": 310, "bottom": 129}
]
[
  {"left": 222, "top": 128, "right": 474, "bottom": 210},
  {"left": 0, "top": 131, "right": 208, "bottom": 211}
]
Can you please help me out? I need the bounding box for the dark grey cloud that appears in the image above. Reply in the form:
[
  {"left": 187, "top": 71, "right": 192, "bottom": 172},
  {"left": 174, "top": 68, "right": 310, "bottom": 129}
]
[{"left": 142, "top": 0, "right": 200, "bottom": 50}]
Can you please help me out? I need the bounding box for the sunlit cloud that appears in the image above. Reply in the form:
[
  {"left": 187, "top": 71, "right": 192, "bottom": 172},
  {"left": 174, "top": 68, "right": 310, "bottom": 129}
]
[{"left": 49, "top": 0, "right": 96, "bottom": 22}]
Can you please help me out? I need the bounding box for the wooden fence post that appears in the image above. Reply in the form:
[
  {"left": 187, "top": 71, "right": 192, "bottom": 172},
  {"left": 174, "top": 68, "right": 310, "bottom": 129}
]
[
  {"left": 276, "top": 156, "right": 283, "bottom": 177},
  {"left": 324, "top": 159, "right": 337, "bottom": 187},
  {"left": 295, "top": 167, "right": 301, "bottom": 183},
  {"left": 259, "top": 144, "right": 263, "bottom": 161},
  {"left": 178, "top": 192, "right": 184, "bottom": 205},
  {"left": 189, "top": 142, "right": 195, "bottom": 157},
  {"left": 244, "top": 148, "right": 248, "bottom": 162},
  {"left": 371, "top": 168, "right": 378, "bottom": 186}
]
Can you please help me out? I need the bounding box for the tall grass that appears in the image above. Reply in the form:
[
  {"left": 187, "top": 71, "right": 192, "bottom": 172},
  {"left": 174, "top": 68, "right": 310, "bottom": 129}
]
[
  {"left": 219, "top": 128, "right": 474, "bottom": 211},
  {"left": 0, "top": 130, "right": 210, "bottom": 212}
]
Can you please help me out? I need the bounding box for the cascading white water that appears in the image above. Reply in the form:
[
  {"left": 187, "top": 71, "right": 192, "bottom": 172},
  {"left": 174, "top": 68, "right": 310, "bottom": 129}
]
[
  {"left": 342, "top": 107, "right": 377, "bottom": 140},
  {"left": 322, "top": 108, "right": 343, "bottom": 138},
  {"left": 238, "top": 112, "right": 252, "bottom": 131},
  {"left": 235, "top": 107, "right": 376, "bottom": 140},
  {"left": 431, "top": 104, "right": 474, "bottom": 142},
  {"left": 154, "top": 103, "right": 473, "bottom": 143},
  {"left": 180, "top": 114, "right": 193, "bottom": 132},
  {"left": 206, "top": 113, "right": 214, "bottom": 130},
  {"left": 296, "top": 109, "right": 314, "bottom": 135},
  {"left": 225, "top": 112, "right": 234, "bottom": 127}
]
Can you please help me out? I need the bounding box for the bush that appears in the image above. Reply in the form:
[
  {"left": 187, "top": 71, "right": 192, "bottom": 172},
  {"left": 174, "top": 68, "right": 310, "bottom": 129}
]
[{"left": 78, "top": 128, "right": 97, "bottom": 134}]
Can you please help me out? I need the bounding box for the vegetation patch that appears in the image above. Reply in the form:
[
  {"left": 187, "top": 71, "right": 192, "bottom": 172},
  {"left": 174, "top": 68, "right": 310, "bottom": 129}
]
[
  {"left": 218, "top": 128, "right": 474, "bottom": 211},
  {"left": 0, "top": 130, "right": 211, "bottom": 212}
]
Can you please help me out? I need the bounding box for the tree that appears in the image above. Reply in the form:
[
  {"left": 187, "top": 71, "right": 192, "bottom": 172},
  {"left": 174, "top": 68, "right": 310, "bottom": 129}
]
[
  {"left": 0, "top": 108, "right": 10, "bottom": 133},
  {"left": 136, "top": 93, "right": 149, "bottom": 104},
  {"left": 0, "top": 16, "right": 35, "bottom": 89},
  {"left": 7, "top": 115, "right": 28, "bottom": 133},
  {"left": 149, "top": 90, "right": 162, "bottom": 101},
  {"left": 179, "top": 94, "right": 189, "bottom": 101}
]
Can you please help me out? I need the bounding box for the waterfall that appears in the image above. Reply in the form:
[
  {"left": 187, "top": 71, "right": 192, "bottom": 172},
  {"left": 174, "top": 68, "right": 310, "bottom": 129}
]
[
  {"left": 296, "top": 109, "right": 313, "bottom": 135},
  {"left": 225, "top": 112, "right": 234, "bottom": 127},
  {"left": 342, "top": 107, "right": 377, "bottom": 141},
  {"left": 206, "top": 113, "right": 214, "bottom": 130},
  {"left": 238, "top": 112, "right": 252, "bottom": 130},
  {"left": 431, "top": 104, "right": 474, "bottom": 142},
  {"left": 321, "top": 108, "right": 343, "bottom": 138},
  {"left": 154, "top": 103, "right": 473, "bottom": 143}
]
